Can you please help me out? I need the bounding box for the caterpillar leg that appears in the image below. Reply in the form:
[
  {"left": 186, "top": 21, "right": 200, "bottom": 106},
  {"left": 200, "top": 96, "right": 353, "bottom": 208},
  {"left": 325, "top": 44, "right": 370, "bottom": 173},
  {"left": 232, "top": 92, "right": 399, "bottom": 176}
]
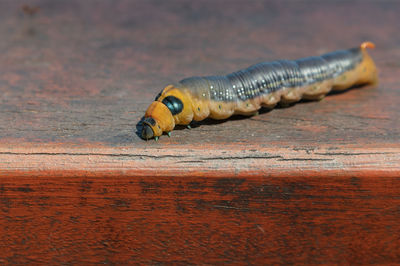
[
  {"left": 208, "top": 101, "right": 235, "bottom": 119},
  {"left": 234, "top": 99, "right": 261, "bottom": 116},
  {"left": 281, "top": 87, "right": 303, "bottom": 104},
  {"left": 260, "top": 92, "right": 280, "bottom": 109},
  {"left": 302, "top": 79, "right": 333, "bottom": 100},
  {"left": 234, "top": 110, "right": 259, "bottom": 116}
]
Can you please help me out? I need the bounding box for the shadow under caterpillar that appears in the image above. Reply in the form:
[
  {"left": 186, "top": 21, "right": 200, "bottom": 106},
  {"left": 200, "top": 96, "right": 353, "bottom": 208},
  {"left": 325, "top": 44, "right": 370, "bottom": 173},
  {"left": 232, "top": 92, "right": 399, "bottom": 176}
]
[{"left": 141, "top": 42, "right": 378, "bottom": 140}]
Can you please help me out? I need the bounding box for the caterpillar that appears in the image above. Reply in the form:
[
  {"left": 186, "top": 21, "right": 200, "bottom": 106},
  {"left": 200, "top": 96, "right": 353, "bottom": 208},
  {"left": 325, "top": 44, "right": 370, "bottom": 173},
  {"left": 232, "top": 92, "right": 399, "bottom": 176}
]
[{"left": 142, "top": 42, "right": 377, "bottom": 140}]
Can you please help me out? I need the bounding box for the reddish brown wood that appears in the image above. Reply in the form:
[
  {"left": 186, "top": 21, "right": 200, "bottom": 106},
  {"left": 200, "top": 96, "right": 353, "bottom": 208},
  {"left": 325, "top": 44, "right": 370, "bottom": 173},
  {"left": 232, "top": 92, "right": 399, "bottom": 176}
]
[
  {"left": 0, "top": 0, "right": 400, "bottom": 264},
  {"left": 1, "top": 174, "right": 400, "bottom": 265}
]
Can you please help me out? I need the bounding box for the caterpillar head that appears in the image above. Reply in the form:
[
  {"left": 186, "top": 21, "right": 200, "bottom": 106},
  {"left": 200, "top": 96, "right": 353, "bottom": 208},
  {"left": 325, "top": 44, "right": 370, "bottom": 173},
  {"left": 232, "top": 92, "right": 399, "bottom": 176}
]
[{"left": 141, "top": 85, "right": 194, "bottom": 140}]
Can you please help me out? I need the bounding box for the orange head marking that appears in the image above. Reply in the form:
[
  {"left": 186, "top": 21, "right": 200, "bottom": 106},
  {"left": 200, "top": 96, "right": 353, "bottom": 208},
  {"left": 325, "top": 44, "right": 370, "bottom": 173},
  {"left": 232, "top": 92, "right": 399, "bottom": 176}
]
[
  {"left": 142, "top": 101, "right": 175, "bottom": 140},
  {"left": 142, "top": 85, "right": 194, "bottom": 140}
]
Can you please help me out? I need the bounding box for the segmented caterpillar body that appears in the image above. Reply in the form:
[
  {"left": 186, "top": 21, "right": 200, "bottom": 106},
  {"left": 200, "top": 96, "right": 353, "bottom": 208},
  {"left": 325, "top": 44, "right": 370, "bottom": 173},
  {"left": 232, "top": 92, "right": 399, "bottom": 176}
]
[{"left": 142, "top": 42, "right": 377, "bottom": 140}]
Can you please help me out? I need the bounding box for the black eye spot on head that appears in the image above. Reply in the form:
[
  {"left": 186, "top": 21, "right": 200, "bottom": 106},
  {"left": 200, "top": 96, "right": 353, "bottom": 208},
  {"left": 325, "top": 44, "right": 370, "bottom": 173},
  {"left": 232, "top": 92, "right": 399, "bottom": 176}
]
[
  {"left": 197, "top": 107, "right": 200, "bottom": 111},
  {"left": 162, "top": 96, "right": 183, "bottom": 115},
  {"left": 218, "top": 105, "right": 221, "bottom": 109}
]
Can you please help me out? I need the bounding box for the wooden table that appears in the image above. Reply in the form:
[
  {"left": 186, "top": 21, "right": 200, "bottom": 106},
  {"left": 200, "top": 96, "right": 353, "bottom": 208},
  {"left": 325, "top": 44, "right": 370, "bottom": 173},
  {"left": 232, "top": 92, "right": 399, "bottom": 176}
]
[{"left": 1, "top": 0, "right": 399, "bottom": 264}]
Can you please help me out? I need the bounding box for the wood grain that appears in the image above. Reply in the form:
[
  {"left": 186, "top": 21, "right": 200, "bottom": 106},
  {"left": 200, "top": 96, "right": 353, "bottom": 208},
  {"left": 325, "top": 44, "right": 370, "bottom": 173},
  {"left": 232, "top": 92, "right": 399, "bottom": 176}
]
[
  {"left": 1, "top": 174, "right": 400, "bottom": 265},
  {"left": 0, "top": 0, "right": 400, "bottom": 264}
]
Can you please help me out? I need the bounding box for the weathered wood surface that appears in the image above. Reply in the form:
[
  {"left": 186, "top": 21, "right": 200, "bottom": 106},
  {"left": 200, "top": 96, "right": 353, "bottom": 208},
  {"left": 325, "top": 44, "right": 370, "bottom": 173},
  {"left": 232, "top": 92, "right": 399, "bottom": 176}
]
[{"left": 0, "top": 0, "right": 400, "bottom": 264}]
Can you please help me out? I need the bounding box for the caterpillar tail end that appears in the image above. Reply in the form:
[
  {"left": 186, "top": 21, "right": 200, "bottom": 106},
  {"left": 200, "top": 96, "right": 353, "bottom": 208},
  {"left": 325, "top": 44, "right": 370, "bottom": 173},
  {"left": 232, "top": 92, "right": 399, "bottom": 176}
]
[
  {"left": 359, "top": 41, "right": 378, "bottom": 87},
  {"left": 361, "top": 41, "right": 375, "bottom": 49}
]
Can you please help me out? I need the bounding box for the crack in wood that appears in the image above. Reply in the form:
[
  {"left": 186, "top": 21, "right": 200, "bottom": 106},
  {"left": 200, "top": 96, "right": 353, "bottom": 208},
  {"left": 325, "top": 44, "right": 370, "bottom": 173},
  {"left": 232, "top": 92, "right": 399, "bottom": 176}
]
[
  {"left": 278, "top": 158, "right": 333, "bottom": 161},
  {"left": 199, "top": 155, "right": 282, "bottom": 161},
  {"left": 0, "top": 152, "right": 185, "bottom": 159},
  {"left": 314, "top": 152, "right": 396, "bottom": 156}
]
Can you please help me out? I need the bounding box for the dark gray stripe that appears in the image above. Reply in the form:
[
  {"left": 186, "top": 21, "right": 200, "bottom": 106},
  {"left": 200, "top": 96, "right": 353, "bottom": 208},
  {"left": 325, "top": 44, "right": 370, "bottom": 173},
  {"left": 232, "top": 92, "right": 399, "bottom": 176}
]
[{"left": 178, "top": 47, "right": 363, "bottom": 102}]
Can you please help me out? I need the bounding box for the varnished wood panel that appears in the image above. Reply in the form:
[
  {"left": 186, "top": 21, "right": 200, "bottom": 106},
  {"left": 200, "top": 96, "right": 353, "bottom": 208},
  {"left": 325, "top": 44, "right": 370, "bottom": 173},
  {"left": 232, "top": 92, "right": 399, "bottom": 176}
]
[{"left": 1, "top": 174, "right": 400, "bottom": 265}]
